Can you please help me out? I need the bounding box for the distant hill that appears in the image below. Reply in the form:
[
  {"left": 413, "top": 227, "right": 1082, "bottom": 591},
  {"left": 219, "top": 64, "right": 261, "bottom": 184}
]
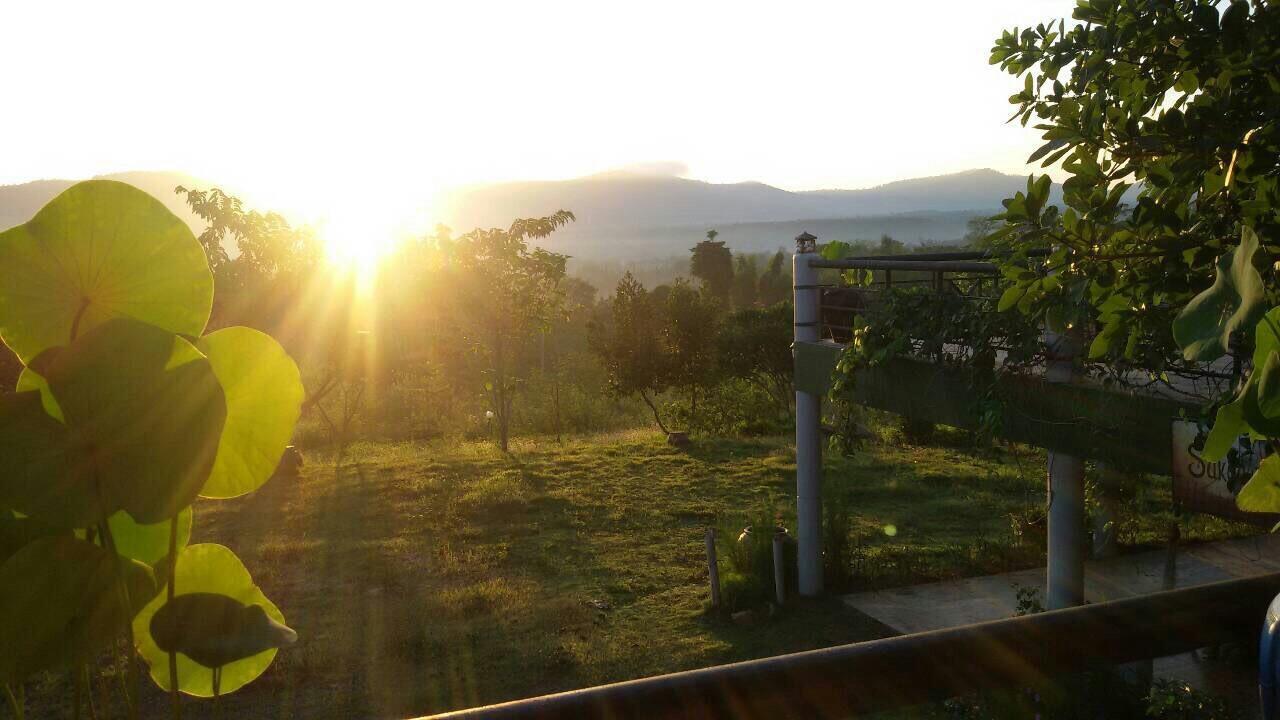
[
  {"left": 439, "top": 168, "right": 1060, "bottom": 258},
  {"left": 2, "top": 167, "right": 1054, "bottom": 260},
  {"left": 0, "top": 170, "right": 206, "bottom": 232}
]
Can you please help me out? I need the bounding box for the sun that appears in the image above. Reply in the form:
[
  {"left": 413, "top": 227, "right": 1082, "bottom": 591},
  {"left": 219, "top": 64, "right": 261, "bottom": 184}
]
[
  {"left": 317, "top": 196, "right": 435, "bottom": 279},
  {"left": 322, "top": 213, "right": 400, "bottom": 273}
]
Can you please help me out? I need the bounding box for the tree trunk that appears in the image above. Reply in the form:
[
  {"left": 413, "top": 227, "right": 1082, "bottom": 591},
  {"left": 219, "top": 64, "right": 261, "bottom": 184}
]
[
  {"left": 639, "top": 389, "right": 670, "bottom": 435},
  {"left": 495, "top": 332, "right": 509, "bottom": 453}
]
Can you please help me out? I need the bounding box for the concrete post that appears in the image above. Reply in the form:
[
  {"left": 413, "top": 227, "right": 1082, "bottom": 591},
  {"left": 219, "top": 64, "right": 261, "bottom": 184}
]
[
  {"left": 793, "top": 232, "right": 823, "bottom": 597},
  {"left": 1045, "top": 331, "right": 1085, "bottom": 610}
]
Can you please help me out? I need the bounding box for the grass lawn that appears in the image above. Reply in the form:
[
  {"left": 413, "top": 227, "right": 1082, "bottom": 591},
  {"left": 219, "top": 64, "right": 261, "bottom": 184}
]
[{"left": 17, "top": 426, "right": 1256, "bottom": 719}]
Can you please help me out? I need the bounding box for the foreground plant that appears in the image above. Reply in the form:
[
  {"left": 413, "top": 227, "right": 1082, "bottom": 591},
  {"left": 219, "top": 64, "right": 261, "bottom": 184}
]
[
  {"left": 0, "top": 180, "right": 304, "bottom": 716},
  {"left": 985, "top": 2, "right": 1278, "bottom": 508}
]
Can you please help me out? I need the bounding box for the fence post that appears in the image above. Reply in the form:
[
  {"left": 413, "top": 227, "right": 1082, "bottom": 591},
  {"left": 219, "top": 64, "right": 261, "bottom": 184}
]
[
  {"left": 793, "top": 232, "right": 824, "bottom": 597},
  {"left": 1045, "top": 331, "right": 1085, "bottom": 610},
  {"left": 705, "top": 528, "right": 721, "bottom": 608},
  {"left": 773, "top": 531, "right": 788, "bottom": 605}
]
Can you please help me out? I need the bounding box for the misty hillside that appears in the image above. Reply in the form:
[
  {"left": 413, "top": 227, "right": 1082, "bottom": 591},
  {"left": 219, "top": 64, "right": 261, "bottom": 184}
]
[
  {"left": 438, "top": 168, "right": 1057, "bottom": 258},
  {"left": 2, "top": 168, "right": 1052, "bottom": 260},
  {"left": 440, "top": 168, "right": 1049, "bottom": 230},
  {"left": 0, "top": 170, "right": 206, "bottom": 232}
]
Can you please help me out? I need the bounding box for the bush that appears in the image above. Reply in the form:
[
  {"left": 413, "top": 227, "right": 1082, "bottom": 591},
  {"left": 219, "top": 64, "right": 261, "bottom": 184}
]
[{"left": 1145, "top": 680, "right": 1237, "bottom": 720}]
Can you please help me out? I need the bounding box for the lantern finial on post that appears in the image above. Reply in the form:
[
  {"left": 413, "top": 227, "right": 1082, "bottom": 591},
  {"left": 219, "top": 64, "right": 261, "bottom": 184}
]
[{"left": 796, "top": 231, "right": 818, "bottom": 254}]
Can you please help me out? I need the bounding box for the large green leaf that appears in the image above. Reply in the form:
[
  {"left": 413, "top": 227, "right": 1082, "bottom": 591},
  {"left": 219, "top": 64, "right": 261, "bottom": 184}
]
[
  {"left": 1243, "top": 355, "right": 1280, "bottom": 438},
  {"left": 150, "top": 592, "right": 296, "bottom": 670},
  {"left": 0, "top": 390, "right": 98, "bottom": 527},
  {"left": 197, "top": 327, "right": 303, "bottom": 498},
  {"left": 1201, "top": 399, "right": 1246, "bottom": 463},
  {"left": 0, "top": 509, "right": 66, "bottom": 567},
  {"left": 0, "top": 536, "right": 154, "bottom": 683},
  {"left": 1254, "top": 307, "right": 1280, "bottom": 370},
  {"left": 135, "top": 544, "right": 289, "bottom": 697},
  {"left": 107, "top": 507, "right": 193, "bottom": 566},
  {"left": 0, "top": 180, "right": 213, "bottom": 364},
  {"left": 1173, "top": 227, "right": 1265, "bottom": 362},
  {"left": 0, "top": 318, "right": 227, "bottom": 527},
  {"left": 1238, "top": 455, "right": 1280, "bottom": 513}
]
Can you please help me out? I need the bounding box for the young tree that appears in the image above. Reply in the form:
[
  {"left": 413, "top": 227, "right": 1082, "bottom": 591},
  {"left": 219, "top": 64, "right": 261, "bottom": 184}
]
[
  {"left": 664, "top": 279, "right": 721, "bottom": 420},
  {"left": 877, "top": 234, "right": 905, "bottom": 255},
  {"left": 590, "top": 273, "right": 673, "bottom": 434},
  {"left": 718, "top": 302, "right": 794, "bottom": 416},
  {"left": 438, "top": 211, "right": 576, "bottom": 452},
  {"left": 757, "top": 249, "right": 791, "bottom": 306},
  {"left": 963, "top": 215, "right": 1002, "bottom": 249},
  {"left": 690, "top": 233, "right": 734, "bottom": 303},
  {"left": 731, "top": 254, "right": 760, "bottom": 309}
]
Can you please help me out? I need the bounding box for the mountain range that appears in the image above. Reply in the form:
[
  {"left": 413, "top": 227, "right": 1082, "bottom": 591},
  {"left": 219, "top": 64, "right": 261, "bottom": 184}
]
[{"left": 1, "top": 168, "right": 1054, "bottom": 259}]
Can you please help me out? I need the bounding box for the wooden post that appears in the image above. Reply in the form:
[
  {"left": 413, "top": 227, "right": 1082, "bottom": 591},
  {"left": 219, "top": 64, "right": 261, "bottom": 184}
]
[
  {"left": 705, "top": 528, "right": 721, "bottom": 608},
  {"left": 793, "top": 232, "right": 824, "bottom": 597},
  {"left": 773, "top": 532, "right": 787, "bottom": 605}
]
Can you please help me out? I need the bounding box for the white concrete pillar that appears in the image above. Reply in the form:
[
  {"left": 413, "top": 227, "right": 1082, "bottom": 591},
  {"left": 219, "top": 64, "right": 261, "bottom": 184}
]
[
  {"left": 794, "top": 232, "right": 823, "bottom": 597},
  {"left": 1045, "top": 331, "right": 1085, "bottom": 610}
]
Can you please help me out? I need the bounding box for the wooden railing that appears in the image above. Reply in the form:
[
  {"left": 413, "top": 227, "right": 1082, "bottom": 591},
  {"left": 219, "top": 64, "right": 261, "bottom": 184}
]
[{"left": 423, "top": 573, "right": 1279, "bottom": 720}]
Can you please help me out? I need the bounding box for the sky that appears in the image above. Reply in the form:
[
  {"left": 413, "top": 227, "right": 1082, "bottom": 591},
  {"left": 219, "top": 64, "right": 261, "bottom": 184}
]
[{"left": 1, "top": 0, "right": 1068, "bottom": 230}]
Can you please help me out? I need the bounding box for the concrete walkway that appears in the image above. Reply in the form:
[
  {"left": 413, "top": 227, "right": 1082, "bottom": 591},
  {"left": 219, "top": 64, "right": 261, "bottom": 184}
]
[
  {"left": 843, "top": 534, "right": 1280, "bottom": 716},
  {"left": 844, "top": 534, "right": 1280, "bottom": 632}
]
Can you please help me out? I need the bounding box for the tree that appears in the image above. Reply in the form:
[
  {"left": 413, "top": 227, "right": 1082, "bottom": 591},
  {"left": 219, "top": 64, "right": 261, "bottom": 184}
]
[
  {"left": 590, "top": 273, "right": 673, "bottom": 434},
  {"left": 437, "top": 211, "right": 576, "bottom": 452},
  {"left": 176, "top": 186, "right": 322, "bottom": 331},
  {"left": 718, "top": 302, "right": 794, "bottom": 417},
  {"left": 178, "top": 188, "right": 361, "bottom": 452},
  {"left": 664, "top": 279, "right": 720, "bottom": 421},
  {"left": 877, "top": 234, "right": 905, "bottom": 255},
  {"left": 690, "top": 235, "right": 734, "bottom": 303},
  {"left": 731, "top": 254, "right": 760, "bottom": 309},
  {"left": 988, "top": 1, "right": 1280, "bottom": 507},
  {"left": 758, "top": 249, "right": 791, "bottom": 306},
  {"left": 963, "top": 216, "right": 1002, "bottom": 249}
]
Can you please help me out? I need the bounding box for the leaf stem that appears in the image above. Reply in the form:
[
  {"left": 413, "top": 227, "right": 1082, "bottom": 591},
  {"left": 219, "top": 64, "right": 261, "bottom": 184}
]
[
  {"left": 96, "top": 519, "right": 138, "bottom": 720},
  {"left": 168, "top": 516, "right": 181, "bottom": 720},
  {"left": 69, "top": 296, "right": 91, "bottom": 343},
  {"left": 4, "top": 683, "right": 24, "bottom": 720}
]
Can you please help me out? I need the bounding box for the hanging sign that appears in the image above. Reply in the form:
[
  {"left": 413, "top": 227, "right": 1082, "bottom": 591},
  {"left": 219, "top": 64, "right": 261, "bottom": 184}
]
[{"left": 1171, "top": 419, "right": 1275, "bottom": 526}]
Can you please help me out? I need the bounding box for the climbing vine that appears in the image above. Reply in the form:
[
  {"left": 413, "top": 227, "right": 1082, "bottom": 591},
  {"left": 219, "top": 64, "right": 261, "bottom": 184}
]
[{"left": 0, "top": 180, "right": 303, "bottom": 717}]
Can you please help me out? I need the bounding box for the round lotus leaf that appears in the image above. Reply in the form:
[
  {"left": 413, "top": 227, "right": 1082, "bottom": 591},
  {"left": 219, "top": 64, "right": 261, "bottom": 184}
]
[
  {"left": 197, "top": 327, "right": 304, "bottom": 498},
  {"left": 134, "top": 544, "right": 290, "bottom": 697},
  {"left": 0, "top": 389, "right": 98, "bottom": 527},
  {"left": 0, "top": 509, "right": 67, "bottom": 567},
  {"left": 0, "top": 536, "right": 155, "bottom": 683},
  {"left": 0, "top": 179, "right": 213, "bottom": 364},
  {"left": 107, "top": 507, "right": 193, "bottom": 566},
  {"left": 40, "top": 317, "right": 227, "bottom": 524},
  {"left": 150, "top": 592, "right": 297, "bottom": 669}
]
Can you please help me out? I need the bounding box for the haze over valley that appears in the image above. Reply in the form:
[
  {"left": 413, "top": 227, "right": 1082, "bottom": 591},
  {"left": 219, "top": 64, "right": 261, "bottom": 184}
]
[{"left": 0, "top": 167, "right": 1057, "bottom": 262}]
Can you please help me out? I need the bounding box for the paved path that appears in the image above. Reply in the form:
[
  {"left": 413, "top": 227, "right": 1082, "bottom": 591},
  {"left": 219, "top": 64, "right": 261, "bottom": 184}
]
[{"left": 843, "top": 534, "right": 1280, "bottom": 717}]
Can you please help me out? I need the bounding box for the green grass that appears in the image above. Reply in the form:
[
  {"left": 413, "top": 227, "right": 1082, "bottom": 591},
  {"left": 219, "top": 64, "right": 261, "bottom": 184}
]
[{"left": 15, "top": 426, "right": 1258, "bottom": 719}]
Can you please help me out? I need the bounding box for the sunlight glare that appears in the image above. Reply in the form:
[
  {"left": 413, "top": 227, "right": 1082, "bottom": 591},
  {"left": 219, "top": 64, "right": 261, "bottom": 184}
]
[{"left": 314, "top": 190, "right": 436, "bottom": 279}]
